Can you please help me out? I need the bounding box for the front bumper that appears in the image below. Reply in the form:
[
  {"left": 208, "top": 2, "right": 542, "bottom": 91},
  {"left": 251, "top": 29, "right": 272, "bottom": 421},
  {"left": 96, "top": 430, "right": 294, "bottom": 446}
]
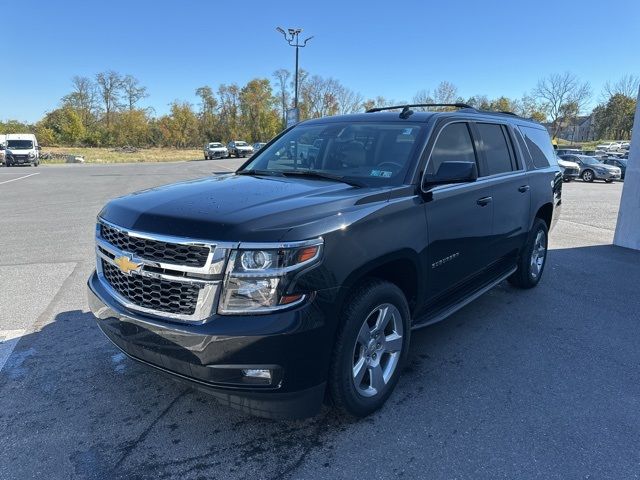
[
  {"left": 207, "top": 150, "right": 228, "bottom": 158},
  {"left": 594, "top": 171, "right": 621, "bottom": 180},
  {"left": 87, "top": 271, "right": 333, "bottom": 419}
]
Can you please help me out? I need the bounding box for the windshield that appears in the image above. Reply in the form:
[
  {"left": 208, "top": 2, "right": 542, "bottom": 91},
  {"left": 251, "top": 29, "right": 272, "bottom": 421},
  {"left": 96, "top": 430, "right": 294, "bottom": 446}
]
[
  {"left": 7, "top": 140, "right": 33, "bottom": 149},
  {"left": 235, "top": 141, "right": 248, "bottom": 146},
  {"left": 240, "top": 122, "right": 425, "bottom": 186},
  {"left": 209, "top": 143, "right": 222, "bottom": 147},
  {"left": 577, "top": 155, "right": 602, "bottom": 165}
]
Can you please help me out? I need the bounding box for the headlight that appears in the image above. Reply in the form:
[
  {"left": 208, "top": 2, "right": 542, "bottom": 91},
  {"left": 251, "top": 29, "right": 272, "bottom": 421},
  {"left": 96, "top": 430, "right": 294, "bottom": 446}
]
[
  {"left": 28, "top": 152, "right": 35, "bottom": 158},
  {"left": 218, "top": 239, "right": 323, "bottom": 314}
]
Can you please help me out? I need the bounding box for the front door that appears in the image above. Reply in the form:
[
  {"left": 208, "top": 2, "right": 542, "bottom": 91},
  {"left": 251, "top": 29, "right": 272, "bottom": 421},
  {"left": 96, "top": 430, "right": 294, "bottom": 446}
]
[{"left": 422, "top": 121, "right": 494, "bottom": 300}]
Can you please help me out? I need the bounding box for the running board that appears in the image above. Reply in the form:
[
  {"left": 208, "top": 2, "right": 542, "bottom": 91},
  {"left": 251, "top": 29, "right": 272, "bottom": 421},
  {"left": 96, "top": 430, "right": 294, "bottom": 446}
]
[{"left": 411, "top": 266, "right": 517, "bottom": 330}]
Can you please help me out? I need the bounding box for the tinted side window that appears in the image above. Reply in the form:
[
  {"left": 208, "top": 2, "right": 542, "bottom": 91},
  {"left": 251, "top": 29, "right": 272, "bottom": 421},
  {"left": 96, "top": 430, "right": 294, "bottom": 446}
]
[
  {"left": 428, "top": 123, "right": 476, "bottom": 174},
  {"left": 519, "top": 126, "right": 557, "bottom": 168},
  {"left": 477, "top": 123, "right": 513, "bottom": 176}
]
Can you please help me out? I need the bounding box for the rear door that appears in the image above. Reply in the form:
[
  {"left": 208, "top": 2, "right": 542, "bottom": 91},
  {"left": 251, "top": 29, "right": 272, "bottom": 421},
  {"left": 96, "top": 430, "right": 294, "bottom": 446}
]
[
  {"left": 473, "top": 122, "right": 530, "bottom": 265},
  {"left": 422, "top": 121, "right": 494, "bottom": 299}
]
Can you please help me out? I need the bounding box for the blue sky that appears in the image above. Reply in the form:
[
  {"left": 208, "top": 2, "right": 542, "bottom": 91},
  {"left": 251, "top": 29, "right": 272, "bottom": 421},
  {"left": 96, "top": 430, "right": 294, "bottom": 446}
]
[{"left": 2, "top": 0, "right": 639, "bottom": 122}]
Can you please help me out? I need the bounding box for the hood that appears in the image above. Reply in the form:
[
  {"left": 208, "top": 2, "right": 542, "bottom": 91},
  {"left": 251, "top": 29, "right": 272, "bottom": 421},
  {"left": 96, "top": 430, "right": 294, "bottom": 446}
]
[
  {"left": 99, "top": 174, "right": 397, "bottom": 243},
  {"left": 557, "top": 159, "right": 579, "bottom": 168}
]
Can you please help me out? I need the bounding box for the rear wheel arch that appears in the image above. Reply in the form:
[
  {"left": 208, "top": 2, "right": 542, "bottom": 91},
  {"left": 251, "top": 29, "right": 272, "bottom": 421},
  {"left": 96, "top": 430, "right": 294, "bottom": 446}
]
[{"left": 534, "top": 202, "right": 553, "bottom": 231}]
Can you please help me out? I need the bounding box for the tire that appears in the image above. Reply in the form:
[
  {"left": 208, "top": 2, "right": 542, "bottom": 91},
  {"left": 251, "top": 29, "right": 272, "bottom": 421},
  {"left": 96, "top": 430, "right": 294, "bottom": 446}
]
[
  {"left": 508, "top": 218, "right": 548, "bottom": 289},
  {"left": 582, "top": 170, "right": 594, "bottom": 182},
  {"left": 328, "top": 279, "right": 411, "bottom": 417},
  {"left": 605, "top": 179, "right": 613, "bottom": 183}
]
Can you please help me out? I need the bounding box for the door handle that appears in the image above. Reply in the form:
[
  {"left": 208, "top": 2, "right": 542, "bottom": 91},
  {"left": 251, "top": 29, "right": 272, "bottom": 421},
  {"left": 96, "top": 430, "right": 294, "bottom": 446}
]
[
  {"left": 477, "top": 196, "right": 492, "bottom": 206},
  {"left": 518, "top": 185, "right": 530, "bottom": 193}
]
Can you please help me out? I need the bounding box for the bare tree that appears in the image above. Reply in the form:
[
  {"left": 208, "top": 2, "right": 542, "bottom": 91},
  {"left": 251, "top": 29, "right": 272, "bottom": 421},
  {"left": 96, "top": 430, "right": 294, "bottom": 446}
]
[
  {"left": 272, "top": 69, "right": 291, "bottom": 127},
  {"left": 122, "top": 75, "right": 148, "bottom": 111},
  {"left": 95, "top": 70, "right": 124, "bottom": 128},
  {"left": 533, "top": 72, "right": 591, "bottom": 138},
  {"left": 602, "top": 74, "right": 640, "bottom": 100},
  {"left": 335, "top": 84, "right": 364, "bottom": 114},
  {"left": 62, "top": 76, "right": 100, "bottom": 127},
  {"left": 413, "top": 89, "right": 434, "bottom": 105},
  {"left": 433, "top": 81, "right": 459, "bottom": 104},
  {"left": 301, "top": 76, "right": 341, "bottom": 118}
]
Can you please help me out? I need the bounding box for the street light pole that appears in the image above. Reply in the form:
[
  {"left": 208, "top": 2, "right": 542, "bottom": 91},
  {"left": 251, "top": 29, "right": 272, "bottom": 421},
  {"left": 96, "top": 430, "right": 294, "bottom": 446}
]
[{"left": 276, "top": 27, "right": 313, "bottom": 120}]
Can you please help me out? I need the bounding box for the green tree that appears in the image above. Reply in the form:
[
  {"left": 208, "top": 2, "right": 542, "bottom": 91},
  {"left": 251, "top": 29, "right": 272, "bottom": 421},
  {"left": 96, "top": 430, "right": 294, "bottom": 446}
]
[
  {"left": 39, "top": 107, "right": 86, "bottom": 145},
  {"left": 593, "top": 94, "right": 636, "bottom": 140},
  {"left": 240, "top": 79, "right": 279, "bottom": 142},
  {"left": 112, "top": 110, "right": 150, "bottom": 146},
  {"left": 195, "top": 86, "right": 220, "bottom": 143},
  {"left": 217, "top": 84, "right": 242, "bottom": 140},
  {"left": 162, "top": 101, "right": 199, "bottom": 147}
]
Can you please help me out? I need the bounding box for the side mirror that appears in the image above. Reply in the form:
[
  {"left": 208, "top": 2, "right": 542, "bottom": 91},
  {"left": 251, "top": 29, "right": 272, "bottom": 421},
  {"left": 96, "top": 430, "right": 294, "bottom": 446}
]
[
  {"left": 37, "top": 145, "right": 42, "bottom": 150},
  {"left": 423, "top": 161, "right": 478, "bottom": 189}
]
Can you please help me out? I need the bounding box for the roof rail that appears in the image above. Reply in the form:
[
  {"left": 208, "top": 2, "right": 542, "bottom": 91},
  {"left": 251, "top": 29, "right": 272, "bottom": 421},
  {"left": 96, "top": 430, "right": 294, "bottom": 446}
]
[
  {"left": 365, "top": 103, "right": 527, "bottom": 121},
  {"left": 366, "top": 103, "right": 473, "bottom": 113}
]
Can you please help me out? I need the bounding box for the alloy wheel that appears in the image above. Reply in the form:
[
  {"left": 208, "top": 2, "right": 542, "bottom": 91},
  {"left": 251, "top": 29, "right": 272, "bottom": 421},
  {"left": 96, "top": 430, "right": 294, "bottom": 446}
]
[
  {"left": 351, "top": 303, "right": 404, "bottom": 398},
  {"left": 530, "top": 229, "right": 547, "bottom": 279}
]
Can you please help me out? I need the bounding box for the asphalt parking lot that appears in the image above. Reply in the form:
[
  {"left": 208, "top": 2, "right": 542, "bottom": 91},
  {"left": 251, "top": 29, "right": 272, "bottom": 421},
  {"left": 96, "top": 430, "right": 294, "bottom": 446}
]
[{"left": 1, "top": 162, "right": 639, "bottom": 480}]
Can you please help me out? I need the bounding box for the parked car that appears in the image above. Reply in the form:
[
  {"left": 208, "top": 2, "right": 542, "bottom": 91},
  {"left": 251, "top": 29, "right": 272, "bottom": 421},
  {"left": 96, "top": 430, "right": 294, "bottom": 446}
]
[
  {"left": 0, "top": 134, "right": 5, "bottom": 166},
  {"left": 4, "top": 133, "right": 40, "bottom": 167},
  {"left": 204, "top": 142, "right": 229, "bottom": 159},
  {"left": 559, "top": 154, "right": 621, "bottom": 182},
  {"left": 88, "top": 104, "right": 562, "bottom": 419},
  {"left": 620, "top": 142, "right": 630, "bottom": 151},
  {"left": 596, "top": 142, "right": 622, "bottom": 152},
  {"left": 227, "top": 140, "right": 254, "bottom": 157},
  {"left": 602, "top": 157, "right": 627, "bottom": 179},
  {"left": 557, "top": 156, "right": 580, "bottom": 182},
  {"left": 253, "top": 142, "right": 267, "bottom": 152}
]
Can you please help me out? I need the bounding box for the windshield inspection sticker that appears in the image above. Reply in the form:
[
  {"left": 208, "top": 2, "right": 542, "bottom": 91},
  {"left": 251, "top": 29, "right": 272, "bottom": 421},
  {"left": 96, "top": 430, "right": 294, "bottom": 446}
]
[{"left": 370, "top": 170, "right": 393, "bottom": 178}]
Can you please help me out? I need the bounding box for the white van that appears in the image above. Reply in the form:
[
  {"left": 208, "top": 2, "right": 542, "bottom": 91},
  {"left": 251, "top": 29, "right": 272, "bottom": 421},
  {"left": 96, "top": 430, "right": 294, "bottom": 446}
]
[{"left": 5, "top": 133, "right": 40, "bottom": 167}]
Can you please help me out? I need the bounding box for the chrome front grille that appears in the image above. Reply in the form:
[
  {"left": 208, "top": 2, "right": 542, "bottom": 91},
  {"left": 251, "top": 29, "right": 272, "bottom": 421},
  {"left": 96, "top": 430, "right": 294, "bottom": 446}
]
[
  {"left": 102, "top": 261, "right": 200, "bottom": 315},
  {"left": 100, "top": 222, "right": 210, "bottom": 267},
  {"left": 95, "top": 219, "right": 229, "bottom": 323}
]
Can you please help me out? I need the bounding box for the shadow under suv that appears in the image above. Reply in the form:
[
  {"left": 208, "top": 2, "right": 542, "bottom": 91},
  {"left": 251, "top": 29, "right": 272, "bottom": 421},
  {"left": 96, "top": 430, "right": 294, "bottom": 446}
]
[{"left": 87, "top": 103, "right": 562, "bottom": 419}]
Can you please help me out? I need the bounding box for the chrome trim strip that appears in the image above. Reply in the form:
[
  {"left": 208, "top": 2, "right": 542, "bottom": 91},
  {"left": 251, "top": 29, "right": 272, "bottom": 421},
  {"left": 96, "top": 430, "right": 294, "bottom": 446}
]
[
  {"left": 236, "top": 237, "right": 324, "bottom": 250},
  {"left": 96, "top": 254, "right": 220, "bottom": 323},
  {"left": 96, "top": 237, "right": 227, "bottom": 278}
]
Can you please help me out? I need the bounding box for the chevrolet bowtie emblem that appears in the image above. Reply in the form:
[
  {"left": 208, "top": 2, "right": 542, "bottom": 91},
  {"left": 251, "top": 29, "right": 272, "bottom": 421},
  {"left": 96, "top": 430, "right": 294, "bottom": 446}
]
[{"left": 114, "top": 255, "right": 142, "bottom": 275}]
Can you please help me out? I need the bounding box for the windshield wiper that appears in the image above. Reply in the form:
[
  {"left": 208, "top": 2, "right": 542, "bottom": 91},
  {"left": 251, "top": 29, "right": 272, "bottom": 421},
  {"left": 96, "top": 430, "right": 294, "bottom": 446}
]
[
  {"left": 278, "top": 170, "right": 366, "bottom": 187},
  {"left": 236, "top": 169, "right": 284, "bottom": 177}
]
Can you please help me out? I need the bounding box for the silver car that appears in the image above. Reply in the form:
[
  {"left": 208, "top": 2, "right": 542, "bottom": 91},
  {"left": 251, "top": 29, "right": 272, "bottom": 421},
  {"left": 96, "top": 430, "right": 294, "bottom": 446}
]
[
  {"left": 560, "top": 154, "right": 621, "bottom": 183},
  {"left": 204, "top": 142, "right": 229, "bottom": 159}
]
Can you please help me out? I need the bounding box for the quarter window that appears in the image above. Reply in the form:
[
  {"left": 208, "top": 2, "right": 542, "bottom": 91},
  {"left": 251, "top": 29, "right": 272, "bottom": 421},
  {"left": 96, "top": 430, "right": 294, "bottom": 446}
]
[
  {"left": 519, "top": 126, "right": 557, "bottom": 169},
  {"left": 428, "top": 123, "right": 476, "bottom": 174},
  {"left": 477, "top": 123, "right": 514, "bottom": 176}
]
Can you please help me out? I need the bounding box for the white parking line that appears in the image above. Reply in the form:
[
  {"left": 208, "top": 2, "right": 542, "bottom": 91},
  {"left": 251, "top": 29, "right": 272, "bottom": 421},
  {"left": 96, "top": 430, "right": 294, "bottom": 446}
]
[
  {"left": 0, "top": 329, "right": 26, "bottom": 372},
  {"left": 0, "top": 172, "right": 40, "bottom": 185}
]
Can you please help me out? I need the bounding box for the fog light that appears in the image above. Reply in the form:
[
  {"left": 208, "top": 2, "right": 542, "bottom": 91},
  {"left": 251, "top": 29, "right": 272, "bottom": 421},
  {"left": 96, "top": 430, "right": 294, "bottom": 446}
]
[{"left": 241, "top": 368, "right": 272, "bottom": 380}]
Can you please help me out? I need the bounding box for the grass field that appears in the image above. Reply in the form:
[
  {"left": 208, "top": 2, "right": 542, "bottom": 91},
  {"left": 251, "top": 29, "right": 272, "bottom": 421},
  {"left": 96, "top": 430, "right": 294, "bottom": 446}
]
[{"left": 42, "top": 147, "right": 204, "bottom": 164}]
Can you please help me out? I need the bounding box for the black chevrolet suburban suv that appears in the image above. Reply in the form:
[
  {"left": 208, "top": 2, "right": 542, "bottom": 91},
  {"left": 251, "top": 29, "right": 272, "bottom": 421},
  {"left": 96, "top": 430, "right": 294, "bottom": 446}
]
[{"left": 88, "top": 103, "right": 562, "bottom": 419}]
